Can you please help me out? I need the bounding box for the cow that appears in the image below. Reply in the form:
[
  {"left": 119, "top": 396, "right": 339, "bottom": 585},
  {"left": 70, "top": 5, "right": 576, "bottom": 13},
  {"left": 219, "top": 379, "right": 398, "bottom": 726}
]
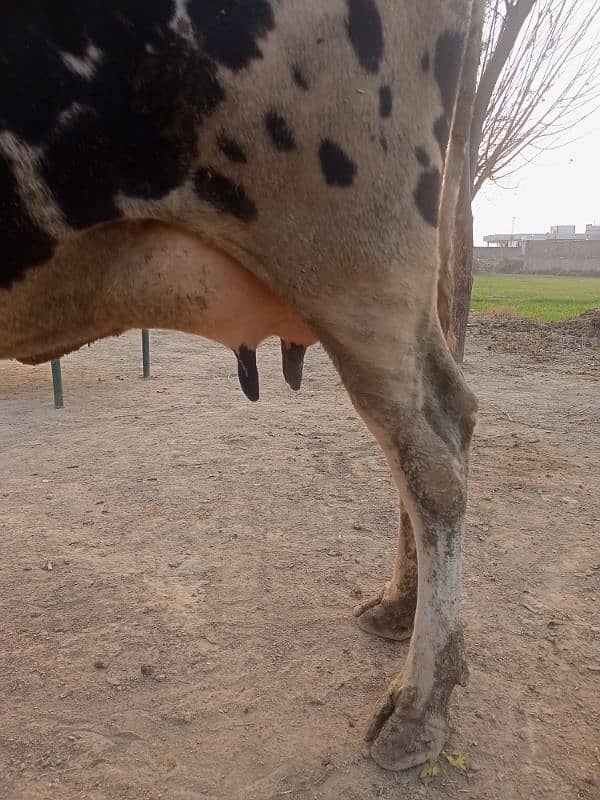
[{"left": 0, "top": 0, "right": 482, "bottom": 771}]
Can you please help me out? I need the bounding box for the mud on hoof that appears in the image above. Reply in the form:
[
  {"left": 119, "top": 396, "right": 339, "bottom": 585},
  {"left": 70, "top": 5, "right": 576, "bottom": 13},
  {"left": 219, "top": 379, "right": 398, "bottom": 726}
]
[
  {"left": 365, "top": 684, "right": 448, "bottom": 771},
  {"left": 353, "top": 591, "right": 415, "bottom": 642}
]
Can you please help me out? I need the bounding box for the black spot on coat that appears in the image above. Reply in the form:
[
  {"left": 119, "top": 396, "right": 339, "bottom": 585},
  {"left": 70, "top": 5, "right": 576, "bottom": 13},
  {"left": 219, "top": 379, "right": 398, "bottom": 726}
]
[
  {"left": 292, "top": 65, "right": 309, "bottom": 90},
  {"left": 435, "top": 31, "right": 464, "bottom": 118},
  {"left": 421, "top": 51, "right": 430, "bottom": 72},
  {"left": 0, "top": 1, "right": 239, "bottom": 279},
  {"left": 346, "top": 0, "right": 384, "bottom": 74},
  {"left": 432, "top": 31, "right": 464, "bottom": 159},
  {"left": 194, "top": 167, "right": 258, "bottom": 221},
  {"left": 42, "top": 31, "right": 224, "bottom": 228},
  {"left": 0, "top": 28, "right": 81, "bottom": 145},
  {"left": 415, "top": 147, "right": 430, "bottom": 167},
  {"left": 319, "top": 140, "right": 357, "bottom": 187},
  {"left": 265, "top": 111, "right": 297, "bottom": 152},
  {"left": 218, "top": 134, "right": 248, "bottom": 164},
  {"left": 414, "top": 167, "right": 441, "bottom": 228},
  {"left": 0, "top": 2, "right": 178, "bottom": 145},
  {"left": 0, "top": 154, "right": 56, "bottom": 290},
  {"left": 379, "top": 85, "right": 392, "bottom": 118},
  {"left": 187, "top": 0, "right": 274, "bottom": 71},
  {"left": 43, "top": 109, "right": 123, "bottom": 228},
  {"left": 434, "top": 114, "right": 450, "bottom": 158}
]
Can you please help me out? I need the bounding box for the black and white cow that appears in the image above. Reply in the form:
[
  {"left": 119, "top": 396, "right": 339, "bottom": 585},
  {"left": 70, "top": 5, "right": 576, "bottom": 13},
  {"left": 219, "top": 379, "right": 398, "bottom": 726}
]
[{"left": 0, "top": 0, "right": 482, "bottom": 770}]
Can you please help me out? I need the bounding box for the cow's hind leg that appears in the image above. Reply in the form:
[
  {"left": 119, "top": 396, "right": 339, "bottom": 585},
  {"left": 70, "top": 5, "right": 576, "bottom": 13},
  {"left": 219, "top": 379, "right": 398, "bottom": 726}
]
[
  {"left": 353, "top": 504, "right": 417, "bottom": 641},
  {"left": 322, "top": 318, "right": 477, "bottom": 770}
]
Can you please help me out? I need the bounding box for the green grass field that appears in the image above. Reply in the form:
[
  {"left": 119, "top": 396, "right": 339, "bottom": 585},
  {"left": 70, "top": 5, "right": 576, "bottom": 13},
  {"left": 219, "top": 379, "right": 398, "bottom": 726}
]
[{"left": 471, "top": 274, "right": 600, "bottom": 322}]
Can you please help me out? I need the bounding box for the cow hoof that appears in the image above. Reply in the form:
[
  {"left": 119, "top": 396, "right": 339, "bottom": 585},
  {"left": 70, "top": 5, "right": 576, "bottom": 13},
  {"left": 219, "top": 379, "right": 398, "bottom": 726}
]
[
  {"left": 365, "top": 684, "right": 447, "bottom": 771},
  {"left": 353, "top": 594, "right": 414, "bottom": 642}
]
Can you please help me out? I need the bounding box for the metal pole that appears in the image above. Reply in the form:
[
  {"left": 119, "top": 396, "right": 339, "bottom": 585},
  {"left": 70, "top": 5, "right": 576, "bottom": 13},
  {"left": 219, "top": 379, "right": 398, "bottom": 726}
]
[
  {"left": 51, "top": 359, "right": 64, "bottom": 409},
  {"left": 142, "top": 329, "right": 150, "bottom": 379}
]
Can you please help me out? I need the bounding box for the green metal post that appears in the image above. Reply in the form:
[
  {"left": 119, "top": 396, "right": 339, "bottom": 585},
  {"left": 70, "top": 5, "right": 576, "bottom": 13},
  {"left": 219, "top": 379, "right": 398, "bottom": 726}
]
[
  {"left": 51, "top": 359, "right": 64, "bottom": 409},
  {"left": 142, "top": 329, "right": 150, "bottom": 379}
]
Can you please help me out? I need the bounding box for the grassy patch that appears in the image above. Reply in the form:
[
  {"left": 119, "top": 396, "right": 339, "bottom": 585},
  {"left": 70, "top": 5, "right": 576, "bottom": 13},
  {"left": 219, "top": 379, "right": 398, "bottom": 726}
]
[{"left": 471, "top": 274, "right": 600, "bottom": 322}]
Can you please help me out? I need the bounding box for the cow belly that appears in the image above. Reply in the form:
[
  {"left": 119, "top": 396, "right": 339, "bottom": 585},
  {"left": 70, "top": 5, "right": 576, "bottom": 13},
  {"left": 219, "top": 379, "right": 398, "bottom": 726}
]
[{"left": 0, "top": 221, "right": 316, "bottom": 364}]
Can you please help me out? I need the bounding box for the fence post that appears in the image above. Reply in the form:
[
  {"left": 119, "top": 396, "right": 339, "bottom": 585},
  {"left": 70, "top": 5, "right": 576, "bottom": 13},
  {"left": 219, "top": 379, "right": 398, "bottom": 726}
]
[
  {"left": 51, "top": 359, "right": 64, "bottom": 409},
  {"left": 142, "top": 329, "right": 150, "bottom": 379}
]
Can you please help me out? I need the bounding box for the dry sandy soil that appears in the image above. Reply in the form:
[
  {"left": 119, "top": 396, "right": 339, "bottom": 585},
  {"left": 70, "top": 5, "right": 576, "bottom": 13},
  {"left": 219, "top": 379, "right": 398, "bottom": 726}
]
[{"left": 0, "top": 317, "right": 598, "bottom": 800}]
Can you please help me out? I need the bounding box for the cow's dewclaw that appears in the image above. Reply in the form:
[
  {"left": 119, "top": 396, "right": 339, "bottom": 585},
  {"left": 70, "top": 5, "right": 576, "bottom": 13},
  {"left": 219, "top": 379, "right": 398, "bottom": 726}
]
[{"left": 354, "top": 593, "right": 414, "bottom": 642}]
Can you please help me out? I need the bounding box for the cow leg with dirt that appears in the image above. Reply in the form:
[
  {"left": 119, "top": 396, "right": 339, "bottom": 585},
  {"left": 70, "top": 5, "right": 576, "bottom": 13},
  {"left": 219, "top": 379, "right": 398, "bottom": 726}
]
[
  {"left": 353, "top": 505, "right": 418, "bottom": 642},
  {"left": 307, "top": 276, "right": 477, "bottom": 770}
]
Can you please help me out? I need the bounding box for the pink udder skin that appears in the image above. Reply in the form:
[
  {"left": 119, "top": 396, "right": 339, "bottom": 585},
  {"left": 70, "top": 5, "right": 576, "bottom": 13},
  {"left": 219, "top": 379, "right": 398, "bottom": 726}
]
[{"left": 120, "top": 225, "right": 317, "bottom": 352}]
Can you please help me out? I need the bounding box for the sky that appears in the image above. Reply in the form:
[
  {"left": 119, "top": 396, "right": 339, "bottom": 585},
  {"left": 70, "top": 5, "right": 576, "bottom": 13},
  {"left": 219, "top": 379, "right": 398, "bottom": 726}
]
[
  {"left": 473, "top": 107, "right": 600, "bottom": 244},
  {"left": 472, "top": 5, "right": 600, "bottom": 245}
]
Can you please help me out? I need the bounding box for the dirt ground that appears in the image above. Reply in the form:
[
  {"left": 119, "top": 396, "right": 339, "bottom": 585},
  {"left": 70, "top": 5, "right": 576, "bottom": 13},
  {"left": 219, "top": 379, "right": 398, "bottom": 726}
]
[{"left": 0, "top": 316, "right": 598, "bottom": 800}]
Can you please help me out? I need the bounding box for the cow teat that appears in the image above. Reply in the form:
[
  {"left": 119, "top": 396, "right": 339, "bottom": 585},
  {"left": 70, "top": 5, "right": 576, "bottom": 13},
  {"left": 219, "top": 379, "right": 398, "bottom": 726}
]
[
  {"left": 234, "top": 345, "right": 259, "bottom": 402},
  {"left": 280, "top": 340, "right": 306, "bottom": 391}
]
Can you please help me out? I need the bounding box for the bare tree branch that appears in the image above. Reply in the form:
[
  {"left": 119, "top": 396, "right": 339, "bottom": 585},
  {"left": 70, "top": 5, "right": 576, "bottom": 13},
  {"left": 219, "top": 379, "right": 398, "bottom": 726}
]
[
  {"left": 446, "top": 0, "right": 600, "bottom": 362},
  {"left": 473, "top": 0, "right": 600, "bottom": 198},
  {"left": 470, "top": 0, "right": 536, "bottom": 177}
]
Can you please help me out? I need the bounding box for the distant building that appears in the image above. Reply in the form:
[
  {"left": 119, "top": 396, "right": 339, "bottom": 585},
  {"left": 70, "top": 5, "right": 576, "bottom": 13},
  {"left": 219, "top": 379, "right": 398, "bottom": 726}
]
[
  {"left": 476, "top": 223, "right": 600, "bottom": 275},
  {"left": 586, "top": 224, "right": 600, "bottom": 241},
  {"left": 483, "top": 223, "right": 597, "bottom": 248},
  {"left": 483, "top": 232, "right": 546, "bottom": 248}
]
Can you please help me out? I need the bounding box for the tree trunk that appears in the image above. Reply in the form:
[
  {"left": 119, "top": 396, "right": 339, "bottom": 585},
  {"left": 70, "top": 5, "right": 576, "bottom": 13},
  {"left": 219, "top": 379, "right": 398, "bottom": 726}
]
[
  {"left": 449, "top": 160, "right": 474, "bottom": 364},
  {"left": 469, "top": 0, "right": 536, "bottom": 179},
  {"left": 447, "top": 0, "right": 536, "bottom": 362}
]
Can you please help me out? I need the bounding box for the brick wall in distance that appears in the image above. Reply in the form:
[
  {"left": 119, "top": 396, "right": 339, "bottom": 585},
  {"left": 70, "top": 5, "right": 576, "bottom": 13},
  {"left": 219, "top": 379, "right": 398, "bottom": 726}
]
[{"left": 474, "top": 240, "right": 600, "bottom": 275}]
